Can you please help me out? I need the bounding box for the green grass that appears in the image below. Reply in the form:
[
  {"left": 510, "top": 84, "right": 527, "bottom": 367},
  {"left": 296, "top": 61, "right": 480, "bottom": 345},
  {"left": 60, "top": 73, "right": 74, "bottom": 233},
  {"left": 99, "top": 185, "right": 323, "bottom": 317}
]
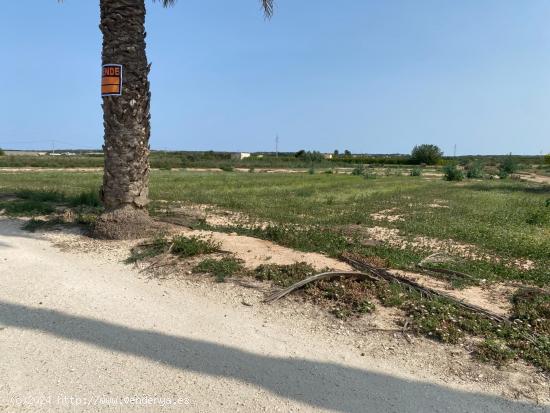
[
  {"left": 193, "top": 257, "right": 245, "bottom": 282},
  {"left": 127, "top": 234, "right": 221, "bottom": 263},
  {"left": 1, "top": 170, "right": 548, "bottom": 285}
]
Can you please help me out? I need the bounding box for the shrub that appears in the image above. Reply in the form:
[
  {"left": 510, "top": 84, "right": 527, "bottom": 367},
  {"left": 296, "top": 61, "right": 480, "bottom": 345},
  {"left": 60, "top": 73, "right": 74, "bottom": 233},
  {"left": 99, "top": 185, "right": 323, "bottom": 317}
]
[
  {"left": 498, "top": 154, "right": 518, "bottom": 178},
  {"left": 544, "top": 154, "right": 550, "bottom": 165},
  {"left": 443, "top": 163, "right": 464, "bottom": 181},
  {"left": 351, "top": 165, "right": 365, "bottom": 176},
  {"left": 410, "top": 144, "right": 443, "bottom": 165},
  {"left": 0, "top": 148, "right": 4, "bottom": 156},
  {"left": 308, "top": 166, "right": 315, "bottom": 175},
  {"left": 465, "top": 161, "right": 484, "bottom": 179},
  {"left": 410, "top": 167, "right": 422, "bottom": 177},
  {"left": 220, "top": 165, "right": 234, "bottom": 172}
]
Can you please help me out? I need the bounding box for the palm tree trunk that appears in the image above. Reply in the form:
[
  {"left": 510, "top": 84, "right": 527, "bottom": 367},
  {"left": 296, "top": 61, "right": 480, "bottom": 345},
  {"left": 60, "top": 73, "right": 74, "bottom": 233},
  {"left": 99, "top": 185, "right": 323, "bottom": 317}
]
[{"left": 95, "top": 0, "right": 154, "bottom": 239}]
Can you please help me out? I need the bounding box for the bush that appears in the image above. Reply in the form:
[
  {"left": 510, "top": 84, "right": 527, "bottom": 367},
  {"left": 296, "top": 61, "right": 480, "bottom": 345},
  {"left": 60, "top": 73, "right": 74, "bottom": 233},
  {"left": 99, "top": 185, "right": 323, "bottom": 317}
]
[
  {"left": 410, "top": 167, "right": 422, "bottom": 177},
  {"left": 465, "top": 161, "right": 484, "bottom": 179},
  {"left": 498, "top": 154, "right": 518, "bottom": 178},
  {"left": 351, "top": 165, "right": 365, "bottom": 176},
  {"left": 544, "top": 154, "right": 550, "bottom": 165},
  {"left": 443, "top": 163, "right": 464, "bottom": 181},
  {"left": 0, "top": 148, "right": 4, "bottom": 156},
  {"left": 411, "top": 144, "right": 443, "bottom": 165}
]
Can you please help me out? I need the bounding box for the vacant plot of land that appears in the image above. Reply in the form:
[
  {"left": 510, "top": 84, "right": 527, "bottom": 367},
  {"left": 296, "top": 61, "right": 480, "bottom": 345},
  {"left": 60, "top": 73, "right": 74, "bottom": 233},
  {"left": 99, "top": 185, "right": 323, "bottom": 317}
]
[
  {"left": 1, "top": 170, "right": 548, "bottom": 285},
  {"left": 1, "top": 169, "right": 550, "bottom": 387}
]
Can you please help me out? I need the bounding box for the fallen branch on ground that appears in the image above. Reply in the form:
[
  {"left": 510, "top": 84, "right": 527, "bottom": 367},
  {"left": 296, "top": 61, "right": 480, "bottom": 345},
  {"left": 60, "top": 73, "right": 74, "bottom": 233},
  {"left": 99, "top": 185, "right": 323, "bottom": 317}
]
[
  {"left": 263, "top": 271, "right": 380, "bottom": 303},
  {"left": 340, "top": 252, "right": 507, "bottom": 323},
  {"left": 417, "top": 253, "right": 476, "bottom": 281},
  {"left": 417, "top": 265, "right": 476, "bottom": 281}
]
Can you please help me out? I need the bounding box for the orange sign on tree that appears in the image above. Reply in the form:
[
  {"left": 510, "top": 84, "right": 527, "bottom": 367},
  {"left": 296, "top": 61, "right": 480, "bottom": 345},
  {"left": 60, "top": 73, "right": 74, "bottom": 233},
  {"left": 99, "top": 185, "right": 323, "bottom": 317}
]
[{"left": 101, "top": 64, "right": 123, "bottom": 96}]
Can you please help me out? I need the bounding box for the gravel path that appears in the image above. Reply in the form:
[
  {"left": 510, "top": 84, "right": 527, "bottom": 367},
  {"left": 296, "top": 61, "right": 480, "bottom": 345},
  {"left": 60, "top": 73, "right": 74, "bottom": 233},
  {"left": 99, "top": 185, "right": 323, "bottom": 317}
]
[{"left": 0, "top": 218, "right": 547, "bottom": 412}]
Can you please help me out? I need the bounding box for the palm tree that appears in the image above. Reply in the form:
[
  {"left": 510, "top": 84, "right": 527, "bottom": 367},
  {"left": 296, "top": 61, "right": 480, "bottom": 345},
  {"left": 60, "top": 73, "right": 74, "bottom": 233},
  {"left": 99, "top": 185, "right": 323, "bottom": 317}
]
[{"left": 61, "top": 0, "right": 273, "bottom": 239}]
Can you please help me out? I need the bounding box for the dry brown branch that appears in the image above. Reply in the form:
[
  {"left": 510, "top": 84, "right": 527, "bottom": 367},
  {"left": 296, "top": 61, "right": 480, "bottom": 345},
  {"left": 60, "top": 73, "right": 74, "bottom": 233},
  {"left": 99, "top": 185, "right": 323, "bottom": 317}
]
[
  {"left": 340, "top": 252, "right": 507, "bottom": 323},
  {"left": 263, "top": 271, "right": 380, "bottom": 303}
]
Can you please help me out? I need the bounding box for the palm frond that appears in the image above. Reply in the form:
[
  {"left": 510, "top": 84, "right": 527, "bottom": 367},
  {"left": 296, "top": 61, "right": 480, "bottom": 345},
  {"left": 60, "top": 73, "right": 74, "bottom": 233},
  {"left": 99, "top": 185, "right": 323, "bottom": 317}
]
[
  {"left": 153, "top": 0, "right": 273, "bottom": 18},
  {"left": 152, "top": 0, "right": 177, "bottom": 7},
  {"left": 59, "top": 0, "right": 273, "bottom": 17},
  {"left": 262, "top": 0, "right": 274, "bottom": 18}
]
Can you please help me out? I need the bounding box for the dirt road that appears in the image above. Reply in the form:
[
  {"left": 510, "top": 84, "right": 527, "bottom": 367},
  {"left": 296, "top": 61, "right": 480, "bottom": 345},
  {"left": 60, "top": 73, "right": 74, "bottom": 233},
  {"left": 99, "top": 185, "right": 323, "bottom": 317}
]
[{"left": 0, "top": 218, "right": 547, "bottom": 412}]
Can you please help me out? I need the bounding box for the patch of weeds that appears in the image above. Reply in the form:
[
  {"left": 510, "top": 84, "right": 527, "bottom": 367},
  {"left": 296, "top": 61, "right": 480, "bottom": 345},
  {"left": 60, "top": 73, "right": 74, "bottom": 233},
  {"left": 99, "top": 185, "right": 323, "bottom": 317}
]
[
  {"left": 525, "top": 204, "right": 550, "bottom": 227},
  {"left": 22, "top": 217, "right": 64, "bottom": 232},
  {"left": 475, "top": 339, "right": 516, "bottom": 366},
  {"left": 374, "top": 282, "right": 407, "bottom": 307},
  {"left": 308, "top": 166, "right": 315, "bottom": 175},
  {"left": 16, "top": 190, "right": 65, "bottom": 202},
  {"left": 228, "top": 224, "right": 352, "bottom": 257},
  {"left": 511, "top": 288, "right": 550, "bottom": 335},
  {"left": 126, "top": 235, "right": 169, "bottom": 263},
  {"left": 75, "top": 213, "right": 98, "bottom": 229},
  {"left": 220, "top": 165, "right": 234, "bottom": 172},
  {"left": 313, "top": 277, "right": 376, "bottom": 317},
  {"left": 171, "top": 235, "right": 221, "bottom": 258},
  {"left": 254, "top": 262, "right": 377, "bottom": 319},
  {"left": 0, "top": 199, "right": 55, "bottom": 216},
  {"left": 193, "top": 257, "right": 245, "bottom": 282},
  {"left": 410, "top": 167, "right": 422, "bottom": 177},
  {"left": 127, "top": 234, "right": 221, "bottom": 264},
  {"left": 406, "top": 298, "right": 471, "bottom": 343},
  {"left": 254, "top": 262, "right": 317, "bottom": 287},
  {"left": 69, "top": 190, "right": 101, "bottom": 207},
  {"left": 399, "top": 287, "right": 550, "bottom": 370}
]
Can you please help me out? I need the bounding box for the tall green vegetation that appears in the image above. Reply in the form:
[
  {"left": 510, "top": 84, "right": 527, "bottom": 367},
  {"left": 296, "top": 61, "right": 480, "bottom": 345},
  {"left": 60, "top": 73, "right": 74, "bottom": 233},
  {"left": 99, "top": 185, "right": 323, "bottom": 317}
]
[
  {"left": 443, "top": 163, "right": 464, "bottom": 181},
  {"left": 465, "top": 160, "right": 484, "bottom": 179},
  {"left": 410, "top": 144, "right": 443, "bottom": 165},
  {"left": 498, "top": 154, "right": 519, "bottom": 179}
]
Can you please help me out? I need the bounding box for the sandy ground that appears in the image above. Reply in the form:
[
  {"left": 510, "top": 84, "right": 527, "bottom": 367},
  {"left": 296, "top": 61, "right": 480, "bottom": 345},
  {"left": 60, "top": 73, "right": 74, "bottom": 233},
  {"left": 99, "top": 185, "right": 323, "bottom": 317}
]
[{"left": 0, "top": 218, "right": 549, "bottom": 413}]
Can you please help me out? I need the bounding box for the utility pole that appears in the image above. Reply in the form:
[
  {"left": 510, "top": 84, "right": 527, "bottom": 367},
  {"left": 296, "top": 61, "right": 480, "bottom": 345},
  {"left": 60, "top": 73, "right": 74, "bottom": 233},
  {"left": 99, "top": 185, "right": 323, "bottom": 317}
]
[
  {"left": 52, "top": 140, "right": 55, "bottom": 154},
  {"left": 453, "top": 144, "right": 457, "bottom": 158},
  {"left": 275, "top": 134, "right": 279, "bottom": 158}
]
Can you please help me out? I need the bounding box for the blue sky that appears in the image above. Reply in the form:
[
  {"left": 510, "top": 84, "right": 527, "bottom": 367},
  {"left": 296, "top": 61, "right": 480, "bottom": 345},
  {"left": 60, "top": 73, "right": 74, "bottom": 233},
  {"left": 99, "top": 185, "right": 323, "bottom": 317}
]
[{"left": 1, "top": 1, "right": 549, "bottom": 155}]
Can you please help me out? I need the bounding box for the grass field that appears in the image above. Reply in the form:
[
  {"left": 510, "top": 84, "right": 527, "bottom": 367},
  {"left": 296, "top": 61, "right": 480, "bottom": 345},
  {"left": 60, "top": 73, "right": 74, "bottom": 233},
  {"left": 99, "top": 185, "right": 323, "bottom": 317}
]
[{"left": 1, "top": 170, "right": 548, "bottom": 285}]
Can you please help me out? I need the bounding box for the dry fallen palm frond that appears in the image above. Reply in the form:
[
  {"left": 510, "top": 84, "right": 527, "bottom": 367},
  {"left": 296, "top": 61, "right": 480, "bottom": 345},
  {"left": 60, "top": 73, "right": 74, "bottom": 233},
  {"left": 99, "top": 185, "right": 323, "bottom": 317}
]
[{"left": 263, "top": 271, "right": 380, "bottom": 303}]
